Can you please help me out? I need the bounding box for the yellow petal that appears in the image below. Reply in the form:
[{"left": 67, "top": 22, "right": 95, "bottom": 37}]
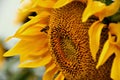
[
  {"left": 4, "top": 38, "right": 48, "bottom": 57},
  {"left": 0, "top": 43, "right": 5, "bottom": 68},
  {"left": 82, "top": 0, "right": 120, "bottom": 22},
  {"left": 4, "top": 40, "right": 31, "bottom": 56},
  {"left": 29, "top": 0, "right": 55, "bottom": 9},
  {"left": 3, "top": 41, "right": 21, "bottom": 57},
  {"left": 17, "top": 25, "right": 45, "bottom": 36},
  {"left": 30, "top": 46, "right": 49, "bottom": 56},
  {"left": 15, "top": 0, "right": 32, "bottom": 23},
  {"left": 20, "top": 0, "right": 39, "bottom": 12},
  {"left": 55, "top": 72, "right": 65, "bottom": 80},
  {"left": 88, "top": 21, "right": 105, "bottom": 61},
  {"left": 96, "top": 39, "right": 115, "bottom": 69},
  {"left": 45, "top": 61, "right": 56, "bottom": 73},
  {"left": 109, "top": 23, "right": 120, "bottom": 43},
  {"left": 19, "top": 54, "right": 52, "bottom": 68},
  {"left": 20, "top": 0, "right": 32, "bottom": 9},
  {"left": 16, "top": 11, "right": 50, "bottom": 34},
  {"left": 19, "top": 41, "right": 49, "bottom": 63},
  {"left": 16, "top": 0, "right": 52, "bottom": 23},
  {"left": 14, "top": 28, "right": 48, "bottom": 41},
  {"left": 53, "top": 0, "right": 72, "bottom": 8},
  {"left": 82, "top": 0, "right": 106, "bottom": 22},
  {"left": 15, "top": 9, "right": 31, "bottom": 24},
  {"left": 96, "top": 0, "right": 120, "bottom": 20},
  {"left": 30, "top": 0, "right": 38, "bottom": 8},
  {"left": 111, "top": 55, "right": 120, "bottom": 80},
  {"left": 43, "top": 66, "right": 58, "bottom": 80},
  {"left": 20, "top": 47, "right": 49, "bottom": 62},
  {"left": 38, "top": 0, "right": 56, "bottom": 8},
  {"left": 8, "top": 11, "right": 49, "bottom": 41}
]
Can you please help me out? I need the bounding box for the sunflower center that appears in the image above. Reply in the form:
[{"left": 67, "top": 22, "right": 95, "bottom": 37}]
[
  {"left": 60, "top": 35, "right": 76, "bottom": 61},
  {"left": 60, "top": 35, "right": 77, "bottom": 61},
  {"left": 50, "top": 27, "right": 78, "bottom": 62}
]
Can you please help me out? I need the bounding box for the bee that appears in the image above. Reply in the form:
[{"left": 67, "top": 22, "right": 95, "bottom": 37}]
[{"left": 40, "top": 26, "right": 49, "bottom": 33}]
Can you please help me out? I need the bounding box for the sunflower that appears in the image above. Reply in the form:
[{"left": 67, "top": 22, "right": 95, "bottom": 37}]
[{"left": 4, "top": 0, "right": 120, "bottom": 80}]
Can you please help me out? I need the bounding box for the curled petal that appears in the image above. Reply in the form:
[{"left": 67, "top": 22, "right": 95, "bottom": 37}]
[
  {"left": 111, "top": 55, "right": 120, "bottom": 80},
  {"left": 82, "top": 0, "right": 120, "bottom": 22},
  {"left": 109, "top": 23, "right": 120, "bottom": 43},
  {"left": 82, "top": 0, "right": 105, "bottom": 22},
  {"left": 96, "top": 0, "right": 120, "bottom": 20},
  {"left": 89, "top": 21, "right": 105, "bottom": 61},
  {"left": 96, "top": 39, "right": 115, "bottom": 69},
  {"left": 111, "top": 39, "right": 120, "bottom": 79},
  {"left": 53, "top": 0, "right": 72, "bottom": 8}
]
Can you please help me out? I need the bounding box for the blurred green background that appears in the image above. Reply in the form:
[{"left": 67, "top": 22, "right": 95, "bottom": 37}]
[{"left": 0, "top": 56, "right": 45, "bottom": 80}]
